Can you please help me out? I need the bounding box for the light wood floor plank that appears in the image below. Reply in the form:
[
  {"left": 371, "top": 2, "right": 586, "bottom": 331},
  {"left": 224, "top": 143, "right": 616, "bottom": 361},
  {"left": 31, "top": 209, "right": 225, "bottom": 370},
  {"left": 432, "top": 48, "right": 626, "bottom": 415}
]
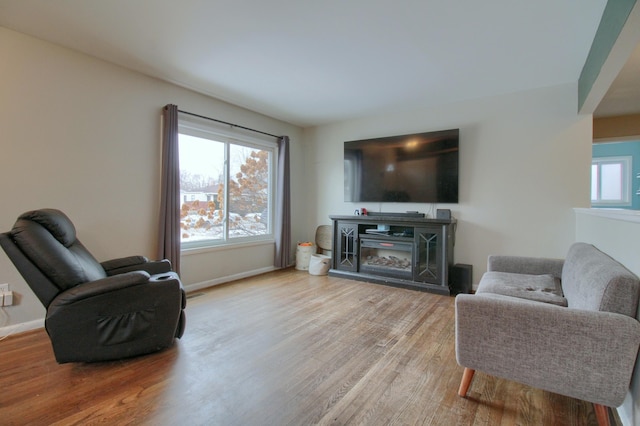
[{"left": 0, "top": 269, "right": 607, "bottom": 425}]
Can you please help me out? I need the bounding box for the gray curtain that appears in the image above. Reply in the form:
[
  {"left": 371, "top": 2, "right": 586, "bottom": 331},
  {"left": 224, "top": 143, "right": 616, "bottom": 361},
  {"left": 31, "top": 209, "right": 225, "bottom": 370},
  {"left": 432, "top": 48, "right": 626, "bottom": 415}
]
[
  {"left": 158, "top": 104, "right": 181, "bottom": 275},
  {"left": 274, "top": 136, "right": 291, "bottom": 268}
]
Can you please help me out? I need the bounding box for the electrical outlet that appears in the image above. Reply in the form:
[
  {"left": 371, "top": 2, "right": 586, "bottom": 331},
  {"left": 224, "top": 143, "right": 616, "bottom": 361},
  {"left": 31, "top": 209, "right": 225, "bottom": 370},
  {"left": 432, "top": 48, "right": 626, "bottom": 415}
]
[
  {"left": 0, "top": 284, "right": 12, "bottom": 306},
  {"left": 2, "top": 291, "right": 13, "bottom": 306}
]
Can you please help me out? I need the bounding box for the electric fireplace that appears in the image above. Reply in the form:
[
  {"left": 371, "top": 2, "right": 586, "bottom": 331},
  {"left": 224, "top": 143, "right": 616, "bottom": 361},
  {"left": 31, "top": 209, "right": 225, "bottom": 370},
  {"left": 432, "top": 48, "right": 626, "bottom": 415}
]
[{"left": 359, "top": 238, "right": 413, "bottom": 280}]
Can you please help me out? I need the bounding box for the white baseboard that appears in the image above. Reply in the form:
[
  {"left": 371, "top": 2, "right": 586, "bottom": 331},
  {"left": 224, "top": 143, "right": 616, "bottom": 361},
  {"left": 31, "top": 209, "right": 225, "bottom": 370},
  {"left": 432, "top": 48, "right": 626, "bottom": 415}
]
[
  {"left": 0, "top": 318, "right": 44, "bottom": 338},
  {"left": 183, "top": 266, "right": 277, "bottom": 293}
]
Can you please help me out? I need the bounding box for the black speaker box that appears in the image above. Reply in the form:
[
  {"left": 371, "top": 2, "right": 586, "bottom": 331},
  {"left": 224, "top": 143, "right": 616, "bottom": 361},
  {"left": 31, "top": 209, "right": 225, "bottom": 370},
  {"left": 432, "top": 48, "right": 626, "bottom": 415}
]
[
  {"left": 449, "top": 263, "right": 472, "bottom": 295},
  {"left": 436, "top": 209, "right": 451, "bottom": 219}
]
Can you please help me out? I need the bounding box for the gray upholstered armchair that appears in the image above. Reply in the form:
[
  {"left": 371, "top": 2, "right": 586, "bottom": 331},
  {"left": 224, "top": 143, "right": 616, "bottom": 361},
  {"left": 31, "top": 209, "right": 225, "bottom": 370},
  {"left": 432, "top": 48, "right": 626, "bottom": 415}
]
[
  {"left": 0, "top": 209, "right": 186, "bottom": 363},
  {"left": 455, "top": 243, "right": 640, "bottom": 426}
]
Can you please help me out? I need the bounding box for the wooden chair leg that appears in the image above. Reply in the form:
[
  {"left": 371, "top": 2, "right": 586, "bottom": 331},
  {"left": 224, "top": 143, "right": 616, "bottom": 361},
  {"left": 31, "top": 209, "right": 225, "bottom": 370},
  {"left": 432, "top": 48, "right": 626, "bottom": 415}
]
[
  {"left": 458, "top": 368, "right": 475, "bottom": 397},
  {"left": 593, "top": 403, "right": 610, "bottom": 426}
]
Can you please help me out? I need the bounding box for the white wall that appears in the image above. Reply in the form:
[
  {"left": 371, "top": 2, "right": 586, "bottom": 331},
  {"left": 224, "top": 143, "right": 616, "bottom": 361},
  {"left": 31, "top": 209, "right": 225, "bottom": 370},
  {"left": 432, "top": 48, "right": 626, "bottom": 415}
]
[
  {"left": 0, "top": 27, "right": 305, "bottom": 328},
  {"left": 304, "top": 83, "right": 593, "bottom": 283}
]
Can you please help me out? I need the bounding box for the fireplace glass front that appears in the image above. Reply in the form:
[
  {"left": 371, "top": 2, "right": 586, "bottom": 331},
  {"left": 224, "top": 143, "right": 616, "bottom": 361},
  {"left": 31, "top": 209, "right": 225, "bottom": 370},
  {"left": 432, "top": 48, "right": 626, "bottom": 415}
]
[{"left": 359, "top": 238, "right": 413, "bottom": 279}]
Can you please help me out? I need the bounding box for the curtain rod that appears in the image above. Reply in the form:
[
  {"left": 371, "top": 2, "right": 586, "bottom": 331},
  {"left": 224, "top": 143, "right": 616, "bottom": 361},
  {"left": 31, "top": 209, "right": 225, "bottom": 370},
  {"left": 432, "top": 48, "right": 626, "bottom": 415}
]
[{"left": 178, "top": 109, "right": 280, "bottom": 139}]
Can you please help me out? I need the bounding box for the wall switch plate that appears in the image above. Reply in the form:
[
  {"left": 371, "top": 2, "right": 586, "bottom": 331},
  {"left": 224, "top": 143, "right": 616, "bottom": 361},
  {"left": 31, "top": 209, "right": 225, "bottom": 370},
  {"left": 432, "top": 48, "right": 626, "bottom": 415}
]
[{"left": 0, "top": 283, "right": 8, "bottom": 292}]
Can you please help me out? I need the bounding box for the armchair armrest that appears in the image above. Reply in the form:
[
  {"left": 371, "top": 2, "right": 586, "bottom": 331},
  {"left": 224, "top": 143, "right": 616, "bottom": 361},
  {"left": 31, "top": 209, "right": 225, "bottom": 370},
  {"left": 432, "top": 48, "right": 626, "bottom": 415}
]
[
  {"left": 455, "top": 293, "right": 640, "bottom": 406},
  {"left": 487, "top": 255, "right": 564, "bottom": 278},
  {"left": 101, "top": 256, "right": 173, "bottom": 276}
]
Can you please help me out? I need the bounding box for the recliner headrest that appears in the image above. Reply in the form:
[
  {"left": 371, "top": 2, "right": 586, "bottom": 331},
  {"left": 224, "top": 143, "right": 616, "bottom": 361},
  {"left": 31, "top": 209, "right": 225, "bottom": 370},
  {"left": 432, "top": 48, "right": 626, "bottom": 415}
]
[
  {"left": 10, "top": 208, "right": 106, "bottom": 290},
  {"left": 17, "top": 209, "right": 77, "bottom": 247}
]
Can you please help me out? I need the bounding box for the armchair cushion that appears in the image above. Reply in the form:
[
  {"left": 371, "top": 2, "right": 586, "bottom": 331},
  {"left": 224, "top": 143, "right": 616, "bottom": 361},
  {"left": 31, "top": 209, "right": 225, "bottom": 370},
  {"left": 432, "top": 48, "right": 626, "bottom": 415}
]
[
  {"left": 487, "top": 255, "right": 564, "bottom": 278},
  {"left": 476, "top": 271, "right": 567, "bottom": 306}
]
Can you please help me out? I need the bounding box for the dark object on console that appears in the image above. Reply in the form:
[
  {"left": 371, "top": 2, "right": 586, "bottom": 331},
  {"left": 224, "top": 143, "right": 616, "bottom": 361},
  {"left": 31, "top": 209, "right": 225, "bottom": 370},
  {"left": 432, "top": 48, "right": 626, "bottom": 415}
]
[
  {"left": 0, "top": 209, "right": 186, "bottom": 363},
  {"left": 436, "top": 209, "right": 451, "bottom": 220}
]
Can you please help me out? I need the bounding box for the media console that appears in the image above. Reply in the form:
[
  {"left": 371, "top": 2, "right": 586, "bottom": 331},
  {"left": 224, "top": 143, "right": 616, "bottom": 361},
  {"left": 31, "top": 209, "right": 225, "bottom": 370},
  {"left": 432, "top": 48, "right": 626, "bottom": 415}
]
[{"left": 329, "top": 214, "right": 456, "bottom": 295}]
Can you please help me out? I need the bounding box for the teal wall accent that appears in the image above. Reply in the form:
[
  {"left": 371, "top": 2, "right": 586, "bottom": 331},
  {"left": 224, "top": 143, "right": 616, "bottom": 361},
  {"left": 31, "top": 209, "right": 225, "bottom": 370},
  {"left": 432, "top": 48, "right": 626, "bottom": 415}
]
[
  {"left": 578, "top": 0, "right": 637, "bottom": 110},
  {"left": 592, "top": 140, "right": 640, "bottom": 209}
]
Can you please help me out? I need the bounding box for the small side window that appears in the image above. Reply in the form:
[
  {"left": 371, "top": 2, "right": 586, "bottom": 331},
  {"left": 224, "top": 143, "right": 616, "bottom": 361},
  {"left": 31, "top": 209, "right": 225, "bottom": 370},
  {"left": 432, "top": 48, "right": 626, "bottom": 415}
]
[{"left": 591, "top": 156, "right": 632, "bottom": 206}]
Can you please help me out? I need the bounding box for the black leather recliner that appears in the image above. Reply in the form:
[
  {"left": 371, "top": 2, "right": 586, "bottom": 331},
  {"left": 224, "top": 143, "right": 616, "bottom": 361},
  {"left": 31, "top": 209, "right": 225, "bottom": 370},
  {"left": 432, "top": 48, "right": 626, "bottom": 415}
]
[{"left": 0, "top": 209, "right": 186, "bottom": 363}]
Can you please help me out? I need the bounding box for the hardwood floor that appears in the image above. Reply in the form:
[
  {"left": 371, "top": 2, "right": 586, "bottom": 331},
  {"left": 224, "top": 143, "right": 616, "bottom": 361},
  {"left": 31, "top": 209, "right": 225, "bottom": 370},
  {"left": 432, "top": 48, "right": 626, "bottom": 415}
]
[{"left": 0, "top": 269, "right": 607, "bottom": 425}]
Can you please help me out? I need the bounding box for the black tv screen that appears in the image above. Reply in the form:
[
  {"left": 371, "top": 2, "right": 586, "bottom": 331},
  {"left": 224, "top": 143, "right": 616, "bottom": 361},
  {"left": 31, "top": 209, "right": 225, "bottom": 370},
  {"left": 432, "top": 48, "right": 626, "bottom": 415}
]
[{"left": 344, "top": 129, "right": 459, "bottom": 203}]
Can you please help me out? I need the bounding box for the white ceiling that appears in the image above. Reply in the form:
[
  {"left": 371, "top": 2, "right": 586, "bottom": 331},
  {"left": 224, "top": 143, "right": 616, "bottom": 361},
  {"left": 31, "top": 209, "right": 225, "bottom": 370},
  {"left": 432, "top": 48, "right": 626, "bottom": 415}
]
[{"left": 0, "top": 0, "right": 620, "bottom": 127}]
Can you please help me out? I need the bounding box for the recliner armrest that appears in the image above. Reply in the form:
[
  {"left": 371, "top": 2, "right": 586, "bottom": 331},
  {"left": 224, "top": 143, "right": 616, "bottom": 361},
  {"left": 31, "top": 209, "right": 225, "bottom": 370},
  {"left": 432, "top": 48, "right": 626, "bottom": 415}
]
[
  {"left": 455, "top": 293, "right": 640, "bottom": 407},
  {"left": 487, "top": 255, "right": 564, "bottom": 278},
  {"left": 101, "top": 255, "right": 149, "bottom": 271},
  {"left": 49, "top": 271, "right": 152, "bottom": 307},
  {"left": 101, "top": 256, "right": 173, "bottom": 276}
]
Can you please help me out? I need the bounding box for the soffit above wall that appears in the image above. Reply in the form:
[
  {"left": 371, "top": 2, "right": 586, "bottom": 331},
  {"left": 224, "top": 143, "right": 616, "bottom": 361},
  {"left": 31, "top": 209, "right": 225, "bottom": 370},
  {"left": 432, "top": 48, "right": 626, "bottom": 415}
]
[{"left": 594, "top": 42, "right": 640, "bottom": 117}]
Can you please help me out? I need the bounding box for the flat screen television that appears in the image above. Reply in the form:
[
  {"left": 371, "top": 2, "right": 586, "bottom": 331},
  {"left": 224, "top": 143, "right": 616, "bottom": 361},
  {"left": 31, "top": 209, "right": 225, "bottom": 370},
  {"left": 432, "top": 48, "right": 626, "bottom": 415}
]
[{"left": 344, "top": 128, "right": 459, "bottom": 203}]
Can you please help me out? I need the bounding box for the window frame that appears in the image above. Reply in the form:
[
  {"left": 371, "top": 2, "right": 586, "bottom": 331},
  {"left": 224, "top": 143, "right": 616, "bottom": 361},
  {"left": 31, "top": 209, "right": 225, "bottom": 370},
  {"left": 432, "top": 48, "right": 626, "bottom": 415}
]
[
  {"left": 178, "top": 113, "right": 278, "bottom": 251},
  {"left": 591, "top": 155, "right": 632, "bottom": 207}
]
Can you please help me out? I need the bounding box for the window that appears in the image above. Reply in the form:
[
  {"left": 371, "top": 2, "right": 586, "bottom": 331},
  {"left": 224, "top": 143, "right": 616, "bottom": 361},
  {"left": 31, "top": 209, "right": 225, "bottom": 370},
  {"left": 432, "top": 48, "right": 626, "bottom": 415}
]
[
  {"left": 178, "top": 114, "right": 276, "bottom": 249},
  {"left": 591, "top": 156, "right": 632, "bottom": 206}
]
